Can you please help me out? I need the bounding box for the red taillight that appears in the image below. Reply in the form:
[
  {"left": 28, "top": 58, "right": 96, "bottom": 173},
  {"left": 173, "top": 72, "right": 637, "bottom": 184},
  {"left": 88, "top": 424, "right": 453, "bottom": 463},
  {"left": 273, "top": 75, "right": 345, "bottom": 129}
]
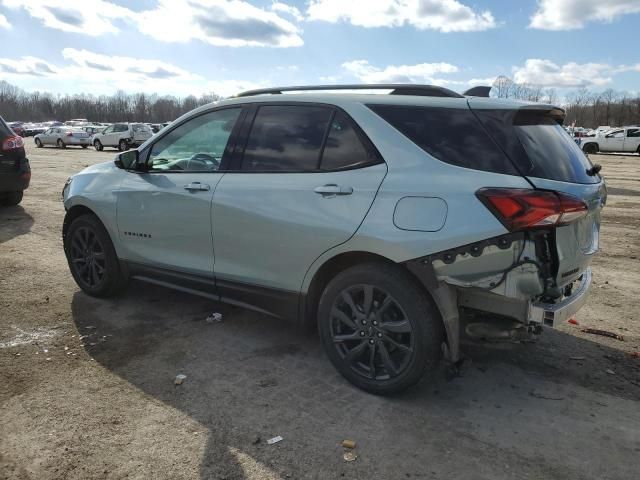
[
  {"left": 477, "top": 188, "right": 588, "bottom": 231},
  {"left": 2, "top": 135, "right": 24, "bottom": 150},
  {"left": 66, "top": 131, "right": 74, "bottom": 137}
]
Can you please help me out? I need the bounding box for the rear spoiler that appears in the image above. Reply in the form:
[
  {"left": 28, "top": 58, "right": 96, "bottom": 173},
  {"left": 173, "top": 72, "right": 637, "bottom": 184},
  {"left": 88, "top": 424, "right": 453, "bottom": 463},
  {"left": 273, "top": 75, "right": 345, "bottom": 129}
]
[{"left": 463, "top": 86, "right": 492, "bottom": 97}]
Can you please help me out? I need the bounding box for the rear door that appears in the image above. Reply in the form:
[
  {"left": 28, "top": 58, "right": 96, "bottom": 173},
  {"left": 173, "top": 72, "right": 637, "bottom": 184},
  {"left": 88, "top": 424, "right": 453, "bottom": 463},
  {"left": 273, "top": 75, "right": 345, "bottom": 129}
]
[
  {"left": 470, "top": 102, "right": 606, "bottom": 287},
  {"left": 212, "top": 103, "right": 387, "bottom": 312},
  {"left": 116, "top": 107, "right": 243, "bottom": 277}
]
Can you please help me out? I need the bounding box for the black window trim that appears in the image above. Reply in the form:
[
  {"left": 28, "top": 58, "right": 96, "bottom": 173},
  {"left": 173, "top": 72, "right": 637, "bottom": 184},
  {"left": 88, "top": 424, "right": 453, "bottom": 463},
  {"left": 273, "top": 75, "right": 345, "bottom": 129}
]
[
  {"left": 135, "top": 105, "right": 247, "bottom": 174},
  {"left": 227, "top": 101, "right": 384, "bottom": 174}
]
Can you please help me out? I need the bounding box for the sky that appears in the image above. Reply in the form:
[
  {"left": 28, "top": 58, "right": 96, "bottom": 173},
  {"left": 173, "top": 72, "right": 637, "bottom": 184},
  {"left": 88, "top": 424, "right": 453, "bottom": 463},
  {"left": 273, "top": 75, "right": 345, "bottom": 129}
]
[{"left": 0, "top": 0, "right": 639, "bottom": 98}]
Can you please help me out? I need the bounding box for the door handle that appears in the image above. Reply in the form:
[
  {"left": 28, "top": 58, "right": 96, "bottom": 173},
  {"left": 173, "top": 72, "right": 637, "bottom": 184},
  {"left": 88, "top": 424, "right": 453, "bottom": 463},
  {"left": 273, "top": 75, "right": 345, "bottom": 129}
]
[
  {"left": 314, "top": 184, "right": 353, "bottom": 196},
  {"left": 184, "top": 182, "right": 210, "bottom": 191}
]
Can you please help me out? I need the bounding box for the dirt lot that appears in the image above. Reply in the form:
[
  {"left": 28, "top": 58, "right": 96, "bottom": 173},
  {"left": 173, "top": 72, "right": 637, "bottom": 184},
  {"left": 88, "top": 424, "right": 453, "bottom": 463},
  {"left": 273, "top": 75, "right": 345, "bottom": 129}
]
[{"left": 1, "top": 142, "right": 639, "bottom": 480}]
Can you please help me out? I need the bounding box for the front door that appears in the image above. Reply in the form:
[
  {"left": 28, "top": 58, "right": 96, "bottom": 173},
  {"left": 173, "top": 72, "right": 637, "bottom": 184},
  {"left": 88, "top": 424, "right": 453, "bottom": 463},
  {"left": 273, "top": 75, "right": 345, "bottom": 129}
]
[
  {"left": 601, "top": 129, "right": 624, "bottom": 152},
  {"left": 116, "top": 107, "right": 243, "bottom": 278},
  {"left": 212, "top": 104, "right": 387, "bottom": 314}
]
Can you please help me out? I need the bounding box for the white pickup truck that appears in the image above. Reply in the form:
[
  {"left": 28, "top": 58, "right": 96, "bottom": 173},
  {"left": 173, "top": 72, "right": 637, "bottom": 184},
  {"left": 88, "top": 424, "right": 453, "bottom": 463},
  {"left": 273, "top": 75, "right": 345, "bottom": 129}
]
[{"left": 581, "top": 126, "right": 640, "bottom": 154}]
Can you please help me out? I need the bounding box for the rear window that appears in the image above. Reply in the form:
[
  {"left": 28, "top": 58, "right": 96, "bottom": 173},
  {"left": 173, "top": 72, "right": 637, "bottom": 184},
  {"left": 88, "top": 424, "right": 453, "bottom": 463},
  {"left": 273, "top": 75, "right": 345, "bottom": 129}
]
[
  {"left": 369, "top": 105, "right": 518, "bottom": 175},
  {"left": 474, "top": 109, "right": 598, "bottom": 184},
  {"left": 132, "top": 124, "right": 151, "bottom": 132}
]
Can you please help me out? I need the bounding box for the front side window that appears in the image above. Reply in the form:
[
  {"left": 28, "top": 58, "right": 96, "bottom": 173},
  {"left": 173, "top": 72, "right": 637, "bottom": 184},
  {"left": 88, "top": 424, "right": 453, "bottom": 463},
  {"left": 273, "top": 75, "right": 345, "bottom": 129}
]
[
  {"left": 103, "top": 126, "right": 114, "bottom": 134},
  {"left": 148, "top": 108, "right": 241, "bottom": 172},
  {"left": 320, "top": 111, "right": 380, "bottom": 170},
  {"left": 606, "top": 130, "right": 623, "bottom": 138},
  {"left": 241, "top": 105, "right": 332, "bottom": 172}
]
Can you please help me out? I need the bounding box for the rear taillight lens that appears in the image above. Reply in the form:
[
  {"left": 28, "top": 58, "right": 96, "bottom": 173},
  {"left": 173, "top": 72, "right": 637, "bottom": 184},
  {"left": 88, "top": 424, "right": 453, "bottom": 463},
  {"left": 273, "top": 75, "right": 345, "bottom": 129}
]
[
  {"left": 2, "top": 135, "right": 24, "bottom": 150},
  {"left": 66, "top": 131, "right": 73, "bottom": 137},
  {"left": 477, "top": 188, "right": 588, "bottom": 231}
]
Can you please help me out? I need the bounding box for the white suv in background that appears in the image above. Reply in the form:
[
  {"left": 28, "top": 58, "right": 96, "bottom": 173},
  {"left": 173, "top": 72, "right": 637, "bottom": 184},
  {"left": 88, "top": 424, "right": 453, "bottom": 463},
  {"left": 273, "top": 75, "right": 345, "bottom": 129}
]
[{"left": 92, "top": 123, "right": 153, "bottom": 151}]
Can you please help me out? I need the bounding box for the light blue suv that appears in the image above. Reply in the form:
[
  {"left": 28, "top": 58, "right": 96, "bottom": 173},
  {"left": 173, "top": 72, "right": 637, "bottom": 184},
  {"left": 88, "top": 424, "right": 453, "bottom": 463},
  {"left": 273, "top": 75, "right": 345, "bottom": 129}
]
[{"left": 62, "top": 84, "right": 606, "bottom": 394}]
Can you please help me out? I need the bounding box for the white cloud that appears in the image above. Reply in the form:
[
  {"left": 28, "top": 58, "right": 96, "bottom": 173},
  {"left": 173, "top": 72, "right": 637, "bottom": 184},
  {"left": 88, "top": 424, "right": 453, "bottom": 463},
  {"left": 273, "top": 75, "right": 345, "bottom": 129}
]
[
  {"left": 512, "top": 59, "right": 613, "bottom": 87},
  {"left": 307, "top": 0, "right": 497, "bottom": 32},
  {"left": 0, "top": 12, "right": 10, "bottom": 28},
  {"left": 342, "top": 59, "right": 459, "bottom": 83},
  {"left": 2, "top": 0, "right": 131, "bottom": 35},
  {"left": 270, "top": 1, "right": 303, "bottom": 22},
  {"left": 137, "top": 0, "right": 303, "bottom": 47},
  {"left": 530, "top": 0, "right": 640, "bottom": 30},
  {"left": 0, "top": 56, "right": 58, "bottom": 76},
  {"left": 0, "top": 49, "right": 256, "bottom": 97}
]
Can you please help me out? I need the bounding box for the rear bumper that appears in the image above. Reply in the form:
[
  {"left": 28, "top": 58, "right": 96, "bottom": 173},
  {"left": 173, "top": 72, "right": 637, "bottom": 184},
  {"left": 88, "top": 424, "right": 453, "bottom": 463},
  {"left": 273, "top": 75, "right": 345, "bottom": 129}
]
[
  {"left": 66, "top": 138, "right": 91, "bottom": 145},
  {"left": 528, "top": 268, "right": 592, "bottom": 328}
]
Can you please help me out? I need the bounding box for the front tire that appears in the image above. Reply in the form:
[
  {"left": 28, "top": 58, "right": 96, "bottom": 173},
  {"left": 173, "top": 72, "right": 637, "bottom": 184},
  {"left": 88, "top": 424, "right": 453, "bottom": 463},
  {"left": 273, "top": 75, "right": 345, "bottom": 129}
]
[
  {"left": 64, "top": 214, "right": 127, "bottom": 297},
  {"left": 94, "top": 140, "right": 103, "bottom": 151},
  {"left": 583, "top": 143, "right": 598, "bottom": 154},
  {"left": 57, "top": 139, "right": 66, "bottom": 149},
  {"left": 35, "top": 138, "right": 43, "bottom": 148},
  {"left": 318, "top": 263, "right": 443, "bottom": 395}
]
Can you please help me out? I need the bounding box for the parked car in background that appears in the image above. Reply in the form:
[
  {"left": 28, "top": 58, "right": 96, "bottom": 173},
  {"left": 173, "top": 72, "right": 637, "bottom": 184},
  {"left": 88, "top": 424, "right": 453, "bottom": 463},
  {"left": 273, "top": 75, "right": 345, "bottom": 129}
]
[
  {"left": 581, "top": 126, "right": 640, "bottom": 154},
  {"left": 7, "top": 122, "right": 25, "bottom": 137},
  {"left": 22, "top": 123, "right": 47, "bottom": 136},
  {"left": 34, "top": 127, "right": 91, "bottom": 148},
  {"left": 62, "top": 84, "right": 605, "bottom": 394},
  {"left": 81, "top": 125, "right": 103, "bottom": 137},
  {"left": 65, "top": 119, "right": 89, "bottom": 127},
  {"left": 0, "top": 115, "right": 30, "bottom": 206},
  {"left": 91, "top": 123, "right": 153, "bottom": 151}
]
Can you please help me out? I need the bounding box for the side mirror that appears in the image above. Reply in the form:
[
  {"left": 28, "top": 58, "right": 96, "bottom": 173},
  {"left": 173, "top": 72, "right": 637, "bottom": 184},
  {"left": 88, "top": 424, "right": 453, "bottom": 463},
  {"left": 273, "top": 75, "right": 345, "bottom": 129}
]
[{"left": 114, "top": 149, "right": 139, "bottom": 170}]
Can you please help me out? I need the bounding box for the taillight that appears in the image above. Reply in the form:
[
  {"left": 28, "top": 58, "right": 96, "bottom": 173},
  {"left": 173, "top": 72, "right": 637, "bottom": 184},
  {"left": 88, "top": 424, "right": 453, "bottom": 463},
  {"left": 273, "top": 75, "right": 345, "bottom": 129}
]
[
  {"left": 476, "top": 188, "right": 588, "bottom": 231},
  {"left": 2, "top": 135, "right": 24, "bottom": 150},
  {"left": 66, "top": 131, "right": 74, "bottom": 137}
]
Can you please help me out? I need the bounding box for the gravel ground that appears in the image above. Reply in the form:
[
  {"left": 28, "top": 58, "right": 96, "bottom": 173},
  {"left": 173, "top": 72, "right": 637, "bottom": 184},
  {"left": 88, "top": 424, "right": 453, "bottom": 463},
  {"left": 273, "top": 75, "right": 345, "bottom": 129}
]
[{"left": 1, "top": 143, "right": 639, "bottom": 480}]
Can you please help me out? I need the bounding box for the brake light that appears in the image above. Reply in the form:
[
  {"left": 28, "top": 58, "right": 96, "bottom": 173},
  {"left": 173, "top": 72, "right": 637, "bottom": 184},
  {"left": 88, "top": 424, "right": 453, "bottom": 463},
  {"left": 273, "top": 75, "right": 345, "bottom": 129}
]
[
  {"left": 2, "top": 135, "right": 24, "bottom": 150},
  {"left": 66, "top": 131, "right": 74, "bottom": 137},
  {"left": 476, "top": 188, "right": 588, "bottom": 231}
]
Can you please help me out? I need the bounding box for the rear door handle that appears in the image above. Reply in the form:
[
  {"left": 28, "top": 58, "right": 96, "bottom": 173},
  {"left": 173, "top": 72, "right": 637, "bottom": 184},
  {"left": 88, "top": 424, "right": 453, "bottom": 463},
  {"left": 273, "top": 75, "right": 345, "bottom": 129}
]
[
  {"left": 314, "top": 184, "right": 353, "bottom": 196},
  {"left": 184, "top": 182, "right": 210, "bottom": 191}
]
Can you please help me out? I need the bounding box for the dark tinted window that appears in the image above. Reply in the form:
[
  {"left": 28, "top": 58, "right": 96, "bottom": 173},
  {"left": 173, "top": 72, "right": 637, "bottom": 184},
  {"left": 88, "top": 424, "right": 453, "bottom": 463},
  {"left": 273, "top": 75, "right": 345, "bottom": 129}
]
[
  {"left": 320, "top": 111, "right": 380, "bottom": 170},
  {"left": 474, "top": 109, "right": 598, "bottom": 184},
  {"left": 242, "top": 105, "right": 332, "bottom": 171},
  {"left": 627, "top": 128, "right": 640, "bottom": 137},
  {"left": 369, "top": 105, "right": 518, "bottom": 175}
]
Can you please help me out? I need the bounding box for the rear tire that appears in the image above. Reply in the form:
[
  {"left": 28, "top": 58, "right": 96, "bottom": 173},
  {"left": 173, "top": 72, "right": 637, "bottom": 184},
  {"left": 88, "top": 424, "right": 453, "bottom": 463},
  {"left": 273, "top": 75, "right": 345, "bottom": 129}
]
[
  {"left": 118, "top": 139, "right": 128, "bottom": 151},
  {"left": 94, "top": 140, "right": 103, "bottom": 151},
  {"left": 318, "top": 262, "right": 443, "bottom": 395},
  {"left": 64, "top": 214, "right": 128, "bottom": 297},
  {"left": 35, "top": 138, "right": 42, "bottom": 148},
  {"left": 57, "top": 139, "right": 66, "bottom": 149},
  {"left": 1, "top": 191, "right": 23, "bottom": 206}
]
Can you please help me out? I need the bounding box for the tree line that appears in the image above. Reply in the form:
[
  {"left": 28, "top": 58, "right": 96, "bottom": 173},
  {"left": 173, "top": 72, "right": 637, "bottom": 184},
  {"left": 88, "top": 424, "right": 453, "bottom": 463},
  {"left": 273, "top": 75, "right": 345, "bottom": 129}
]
[
  {"left": 492, "top": 75, "right": 640, "bottom": 128},
  {"left": 0, "top": 80, "right": 222, "bottom": 123},
  {"left": 2, "top": 77, "right": 639, "bottom": 128}
]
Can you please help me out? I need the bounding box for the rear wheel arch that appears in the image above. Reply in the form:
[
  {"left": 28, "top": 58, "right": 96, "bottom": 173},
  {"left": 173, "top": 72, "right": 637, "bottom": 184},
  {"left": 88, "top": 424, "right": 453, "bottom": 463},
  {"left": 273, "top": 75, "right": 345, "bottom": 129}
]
[{"left": 303, "top": 251, "right": 442, "bottom": 323}]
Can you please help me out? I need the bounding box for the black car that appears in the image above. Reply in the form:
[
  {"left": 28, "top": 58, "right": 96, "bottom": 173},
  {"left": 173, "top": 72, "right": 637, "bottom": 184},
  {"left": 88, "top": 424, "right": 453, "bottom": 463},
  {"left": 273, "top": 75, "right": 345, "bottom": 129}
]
[{"left": 0, "top": 116, "right": 30, "bottom": 206}]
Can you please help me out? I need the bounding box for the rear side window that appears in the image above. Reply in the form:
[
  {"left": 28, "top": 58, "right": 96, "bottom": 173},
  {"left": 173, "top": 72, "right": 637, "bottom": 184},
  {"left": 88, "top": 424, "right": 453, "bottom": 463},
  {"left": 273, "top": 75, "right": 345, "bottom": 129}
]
[
  {"left": 626, "top": 128, "right": 639, "bottom": 137},
  {"left": 474, "top": 109, "right": 598, "bottom": 184},
  {"left": 242, "top": 105, "right": 332, "bottom": 171},
  {"left": 320, "top": 111, "right": 380, "bottom": 170},
  {"left": 369, "top": 105, "right": 518, "bottom": 175}
]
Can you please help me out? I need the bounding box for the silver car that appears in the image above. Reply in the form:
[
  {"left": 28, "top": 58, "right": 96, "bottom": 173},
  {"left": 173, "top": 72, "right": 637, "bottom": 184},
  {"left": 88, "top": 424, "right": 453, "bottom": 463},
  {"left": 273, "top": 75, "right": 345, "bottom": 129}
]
[
  {"left": 35, "top": 127, "right": 91, "bottom": 148},
  {"left": 62, "top": 84, "right": 606, "bottom": 394}
]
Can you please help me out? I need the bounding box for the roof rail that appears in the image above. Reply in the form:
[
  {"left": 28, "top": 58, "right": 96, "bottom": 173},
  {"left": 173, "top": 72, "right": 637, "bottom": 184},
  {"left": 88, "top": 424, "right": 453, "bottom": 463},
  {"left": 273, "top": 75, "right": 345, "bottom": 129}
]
[{"left": 235, "top": 84, "right": 464, "bottom": 99}]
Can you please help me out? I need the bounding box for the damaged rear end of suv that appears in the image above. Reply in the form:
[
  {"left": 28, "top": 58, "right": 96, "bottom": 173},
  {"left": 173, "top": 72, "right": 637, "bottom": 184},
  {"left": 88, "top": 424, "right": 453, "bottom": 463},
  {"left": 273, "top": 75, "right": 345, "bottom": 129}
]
[{"left": 334, "top": 94, "right": 605, "bottom": 392}]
